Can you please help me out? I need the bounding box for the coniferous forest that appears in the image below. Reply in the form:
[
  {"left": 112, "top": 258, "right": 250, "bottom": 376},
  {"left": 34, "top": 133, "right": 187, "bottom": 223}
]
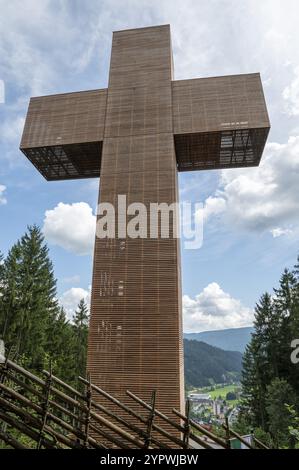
[
  {"left": 236, "top": 260, "right": 299, "bottom": 448},
  {"left": 0, "top": 226, "right": 299, "bottom": 448},
  {"left": 0, "top": 225, "right": 89, "bottom": 389}
]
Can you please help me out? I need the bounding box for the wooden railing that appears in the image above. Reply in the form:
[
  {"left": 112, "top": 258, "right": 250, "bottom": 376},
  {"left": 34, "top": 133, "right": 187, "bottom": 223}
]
[{"left": 0, "top": 356, "right": 268, "bottom": 449}]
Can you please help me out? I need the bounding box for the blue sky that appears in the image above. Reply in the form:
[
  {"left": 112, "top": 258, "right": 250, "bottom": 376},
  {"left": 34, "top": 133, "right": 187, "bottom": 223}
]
[{"left": 0, "top": 0, "right": 298, "bottom": 331}]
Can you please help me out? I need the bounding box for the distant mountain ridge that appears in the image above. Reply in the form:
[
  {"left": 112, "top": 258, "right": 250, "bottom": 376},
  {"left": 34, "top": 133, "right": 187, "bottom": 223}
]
[
  {"left": 184, "top": 339, "right": 243, "bottom": 388},
  {"left": 184, "top": 326, "right": 254, "bottom": 353}
]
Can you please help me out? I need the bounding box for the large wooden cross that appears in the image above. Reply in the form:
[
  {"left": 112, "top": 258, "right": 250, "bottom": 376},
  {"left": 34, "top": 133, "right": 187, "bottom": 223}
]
[{"left": 20, "top": 25, "right": 269, "bottom": 436}]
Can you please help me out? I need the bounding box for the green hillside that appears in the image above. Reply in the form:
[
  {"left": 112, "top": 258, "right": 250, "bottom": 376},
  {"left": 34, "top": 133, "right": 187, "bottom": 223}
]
[{"left": 184, "top": 339, "right": 243, "bottom": 388}]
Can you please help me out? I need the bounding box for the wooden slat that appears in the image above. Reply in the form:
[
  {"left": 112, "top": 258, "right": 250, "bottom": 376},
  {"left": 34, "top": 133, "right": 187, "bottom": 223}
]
[
  {"left": 87, "top": 25, "right": 184, "bottom": 444},
  {"left": 172, "top": 73, "right": 270, "bottom": 171},
  {"left": 172, "top": 73, "right": 270, "bottom": 134},
  {"left": 20, "top": 89, "right": 107, "bottom": 148}
]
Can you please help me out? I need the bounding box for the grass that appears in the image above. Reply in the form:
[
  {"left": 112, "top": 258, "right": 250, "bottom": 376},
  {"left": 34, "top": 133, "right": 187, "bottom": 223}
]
[
  {"left": 190, "top": 383, "right": 241, "bottom": 406},
  {"left": 209, "top": 384, "right": 238, "bottom": 399}
]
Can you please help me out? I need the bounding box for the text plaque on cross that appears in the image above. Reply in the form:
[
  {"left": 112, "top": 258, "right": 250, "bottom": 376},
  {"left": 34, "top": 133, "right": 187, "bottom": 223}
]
[{"left": 20, "top": 25, "right": 270, "bottom": 438}]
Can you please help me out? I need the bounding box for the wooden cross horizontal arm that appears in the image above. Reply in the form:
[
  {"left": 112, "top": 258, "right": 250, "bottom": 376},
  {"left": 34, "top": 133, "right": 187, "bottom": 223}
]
[
  {"left": 20, "top": 88, "right": 107, "bottom": 180},
  {"left": 20, "top": 76, "right": 269, "bottom": 180}
]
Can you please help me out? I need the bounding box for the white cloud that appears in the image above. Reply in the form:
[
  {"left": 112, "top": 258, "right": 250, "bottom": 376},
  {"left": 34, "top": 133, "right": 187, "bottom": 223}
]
[
  {"left": 183, "top": 283, "right": 253, "bottom": 333},
  {"left": 0, "top": 184, "right": 7, "bottom": 205},
  {"left": 283, "top": 66, "right": 299, "bottom": 116},
  {"left": 0, "top": 1, "right": 107, "bottom": 96},
  {"left": 0, "top": 0, "right": 111, "bottom": 156},
  {"left": 196, "top": 196, "right": 226, "bottom": 222},
  {"left": 270, "top": 227, "right": 293, "bottom": 238},
  {"left": 60, "top": 286, "right": 91, "bottom": 321},
  {"left": 43, "top": 202, "right": 96, "bottom": 255},
  {"left": 202, "top": 136, "right": 299, "bottom": 236}
]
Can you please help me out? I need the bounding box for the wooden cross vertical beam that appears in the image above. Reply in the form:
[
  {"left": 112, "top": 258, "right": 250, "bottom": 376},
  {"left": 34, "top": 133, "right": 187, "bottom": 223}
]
[{"left": 87, "top": 26, "right": 184, "bottom": 440}]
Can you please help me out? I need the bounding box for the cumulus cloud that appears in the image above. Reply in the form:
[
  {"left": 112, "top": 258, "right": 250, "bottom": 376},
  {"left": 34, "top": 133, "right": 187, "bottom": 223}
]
[
  {"left": 43, "top": 202, "right": 96, "bottom": 255},
  {"left": 202, "top": 136, "right": 299, "bottom": 236},
  {"left": 183, "top": 283, "right": 253, "bottom": 333},
  {"left": 283, "top": 66, "right": 299, "bottom": 116},
  {"left": 196, "top": 196, "right": 226, "bottom": 222},
  {"left": 60, "top": 286, "right": 91, "bottom": 321},
  {"left": 0, "top": 184, "right": 7, "bottom": 205}
]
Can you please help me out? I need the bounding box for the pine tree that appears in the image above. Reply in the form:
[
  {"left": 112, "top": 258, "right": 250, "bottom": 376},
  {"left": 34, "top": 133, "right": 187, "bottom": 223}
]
[
  {"left": 72, "top": 299, "right": 89, "bottom": 385},
  {"left": 290, "top": 257, "right": 299, "bottom": 390},
  {"left": 241, "top": 340, "right": 266, "bottom": 429},
  {"left": 266, "top": 378, "right": 297, "bottom": 448},
  {"left": 240, "top": 343, "right": 256, "bottom": 421},
  {"left": 241, "top": 293, "right": 278, "bottom": 428},
  {"left": 0, "top": 243, "right": 23, "bottom": 349},
  {"left": 253, "top": 292, "right": 280, "bottom": 379},
  {"left": 240, "top": 256, "right": 299, "bottom": 447},
  {"left": 0, "top": 251, "right": 4, "bottom": 331},
  {"left": 0, "top": 229, "right": 93, "bottom": 388},
  {"left": 273, "top": 269, "right": 297, "bottom": 380},
  {"left": 0, "top": 251, "right": 4, "bottom": 279},
  {"left": 0, "top": 226, "right": 59, "bottom": 369},
  {"left": 47, "top": 307, "right": 76, "bottom": 384}
]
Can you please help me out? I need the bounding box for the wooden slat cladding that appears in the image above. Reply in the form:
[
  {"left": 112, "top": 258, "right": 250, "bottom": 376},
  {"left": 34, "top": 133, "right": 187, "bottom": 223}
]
[
  {"left": 105, "top": 86, "right": 173, "bottom": 137},
  {"left": 87, "top": 25, "right": 185, "bottom": 440},
  {"left": 108, "top": 25, "right": 173, "bottom": 89},
  {"left": 172, "top": 73, "right": 270, "bottom": 134},
  {"left": 172, "top": 73, "right": 270, "bottom": 171},
  {"left": 20, "top": 89, "right": 107, "bottom": 148},
  {"left": 20, "top": 89, "right": 107, "bottom": 180}
]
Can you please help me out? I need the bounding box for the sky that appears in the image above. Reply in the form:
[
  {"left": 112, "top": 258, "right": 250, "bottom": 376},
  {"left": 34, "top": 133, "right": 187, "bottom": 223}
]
[{"left": 0, "top": 0, "right": 298, "bottom": 332}]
